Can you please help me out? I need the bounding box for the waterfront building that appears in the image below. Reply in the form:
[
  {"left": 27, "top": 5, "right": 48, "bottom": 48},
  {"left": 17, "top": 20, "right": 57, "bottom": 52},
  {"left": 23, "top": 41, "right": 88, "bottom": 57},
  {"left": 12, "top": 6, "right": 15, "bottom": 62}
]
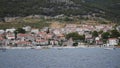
[{"left": 107, "top": 38, "right": 119, "bottom": 46}]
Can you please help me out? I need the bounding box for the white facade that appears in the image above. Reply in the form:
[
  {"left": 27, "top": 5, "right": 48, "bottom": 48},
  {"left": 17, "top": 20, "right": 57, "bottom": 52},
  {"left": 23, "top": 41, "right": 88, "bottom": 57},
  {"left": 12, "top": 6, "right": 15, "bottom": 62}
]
[
  {"left": 108, "top": 38, "right": 118, "bottom": 46},
  {"left": 53, "top": 29, "right": 60, "bottom": 35},
  {"left": 31, "top": 29, "right": 39, "bottom": 34},
  {"left": 6, "top": 28, "right": 16, "bottom": 33},
  {"left": 23, "top": 26, "right": 31, "bottom": 32},
  {"left": 6, "top": 35, "right": 15, "bottom": 39},
  {"left": 0, "top": 30, "right": 5, "bottom": 34}
]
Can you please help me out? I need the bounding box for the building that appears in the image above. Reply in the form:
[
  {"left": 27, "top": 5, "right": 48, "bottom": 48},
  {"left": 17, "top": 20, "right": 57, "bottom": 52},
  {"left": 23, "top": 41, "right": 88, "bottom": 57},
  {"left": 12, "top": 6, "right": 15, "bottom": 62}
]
[
  {"left": 0, "top": 30, "right": 5, "bottom": 34},
  {"left": 108, "top": 38, "right": 119, "bottom": 46},
  {"left": 6, "top": 33, "right": 15, "bottom": 40},
  {"left": 116, "top": 26, "right": 120, "bottom": 32},
  {"left": 22, "top": 26, "right": 31, "bottom": 32},
  {"left": 31, "top": 29, "right": 39, "bottom": 34},
  {"left": 6, "top": 28, "right": 16, "bottom": 33}
]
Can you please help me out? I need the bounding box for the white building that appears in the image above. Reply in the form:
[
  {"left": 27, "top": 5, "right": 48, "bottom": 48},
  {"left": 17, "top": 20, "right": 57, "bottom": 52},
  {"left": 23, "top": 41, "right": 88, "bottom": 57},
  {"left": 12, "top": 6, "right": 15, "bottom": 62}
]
[
  {"left": 22, "top": 26, "right": 31, "bottom": 32},
  {"left": 53, "top": 29, "right": 61, "bottom": 35},
  {"left": 108, "top": 38, "right": 119, "bottom": 46},
  {"left": 6, "top": 34, "right": 15, "bottom": 40},
  {"left": 116, "top": 26, "right": 120, "bottom": 31},
  {"left": 31, "top": 29, "right": 39, "bottom": 34},
  {"left": 6, "top": 28, "right": 16, "bottom": 33},
  {"left": 0, "top": 30, "right": 5, "bottom": 34}
]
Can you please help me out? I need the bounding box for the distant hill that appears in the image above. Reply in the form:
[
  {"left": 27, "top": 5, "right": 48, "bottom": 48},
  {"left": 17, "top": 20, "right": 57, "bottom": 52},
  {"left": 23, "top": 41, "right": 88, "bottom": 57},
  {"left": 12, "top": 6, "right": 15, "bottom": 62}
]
[{"left": 0, "top": 0, "right": 120, "bottom": 22}]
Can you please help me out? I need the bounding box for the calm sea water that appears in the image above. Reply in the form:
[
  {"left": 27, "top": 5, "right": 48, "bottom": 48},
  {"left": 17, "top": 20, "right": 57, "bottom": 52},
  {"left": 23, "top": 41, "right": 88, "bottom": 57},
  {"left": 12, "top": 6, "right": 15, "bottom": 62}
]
[{"left": 0, "top": 48, "right": 120, "bottom": 68}]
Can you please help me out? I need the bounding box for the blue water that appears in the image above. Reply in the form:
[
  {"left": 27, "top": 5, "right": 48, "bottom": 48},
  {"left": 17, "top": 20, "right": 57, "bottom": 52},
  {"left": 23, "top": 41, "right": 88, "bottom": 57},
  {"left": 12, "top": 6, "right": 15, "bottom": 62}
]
[{"left": 0, "top": 48, "right": 120, "bottom": 68}]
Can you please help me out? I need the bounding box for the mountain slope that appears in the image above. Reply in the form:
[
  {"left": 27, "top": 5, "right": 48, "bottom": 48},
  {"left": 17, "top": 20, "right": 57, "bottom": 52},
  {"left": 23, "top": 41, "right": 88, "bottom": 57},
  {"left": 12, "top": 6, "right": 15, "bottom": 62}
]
[{"left": 0, "top": 0, "right": 120, "bottom": 22}]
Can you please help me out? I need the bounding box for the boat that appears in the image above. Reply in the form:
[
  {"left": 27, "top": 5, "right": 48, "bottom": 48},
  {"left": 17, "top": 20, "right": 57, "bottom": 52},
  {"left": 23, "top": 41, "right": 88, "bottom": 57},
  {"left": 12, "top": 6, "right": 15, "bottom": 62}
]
[
  {"left": 34, "top": 46, "right": 41, "bottom": 49},
  {"left": 104, "top": 45, "right": 115, "bottom": 50},
  {"left": 104, "top": 47, "right": 115, "bottom": 50},
  {"left": 57, "top": 48, "right": 63, "bottom": 50}
]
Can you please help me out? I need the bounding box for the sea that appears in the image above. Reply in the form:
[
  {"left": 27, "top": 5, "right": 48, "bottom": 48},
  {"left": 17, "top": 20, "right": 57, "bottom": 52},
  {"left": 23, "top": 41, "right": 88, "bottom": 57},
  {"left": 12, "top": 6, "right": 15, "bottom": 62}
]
[{"left": 0, "top": 48, "right": 120, "bottom": 68}]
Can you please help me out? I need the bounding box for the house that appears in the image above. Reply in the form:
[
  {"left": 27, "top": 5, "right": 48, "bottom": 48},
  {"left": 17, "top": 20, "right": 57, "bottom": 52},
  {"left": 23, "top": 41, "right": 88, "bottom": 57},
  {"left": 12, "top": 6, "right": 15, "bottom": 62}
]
[
  {"left": 6, "top": 28, "right": 16, "bottom": 33},
  {"left": 65, "top": 24, "right": 77, "bottom": 28},
  {"left": 107, "top": 38, "right": 119, "bottom": 46},
  {"left": 0, "top": 30, "right": 5, "bottom": 34},
  {"left": 85, "top": 34, "right": 93, "bottom": 44},
  {"left": 6, "top": 33, "right": 15, "bottom": 40},
  {"left": 95, "top": 25, "right": 113, "bottom": 32},
  {"left": 0, "top": 35, "right": 4, "bottom": 45},
  {"left": 53, "top": 29, "right": 61, "bottom": 35},
  {"left": 17, "top": 33, "right": 30, "bottom": 40},
  {"left": 16, "top": 41, "right": 32, "bottom": 46},
  {"left": 46, "top": 33, "right": 53, "bottom": 39},
  {"left": 41, "top": 27, "right": 49, "bottom": 32},
  {"left": 22, "top": 26, "right": 31, "bottom": 32},
  {"left": 66, "top": 38, "right": 74, "bottom": 46},
  {"left": 49, "top": 40, "right": 59, "bottom": 45},
  {"left": 116, "top": 26, "right": 120, "bottom": 32},
  {"left": 36, "top": 39, "right": 48, "bottom": 45},
  {"left": 31, "top": 29, "right": 39, "bottom": 34},
  {"left": 95, "top": 37, "right": 100, "bottom": 45}
]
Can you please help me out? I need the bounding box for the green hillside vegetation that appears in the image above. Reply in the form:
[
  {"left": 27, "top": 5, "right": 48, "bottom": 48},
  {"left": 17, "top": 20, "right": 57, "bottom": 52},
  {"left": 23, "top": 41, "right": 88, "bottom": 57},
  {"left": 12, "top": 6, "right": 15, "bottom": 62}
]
[
  {"left": 0, "top": 18, "right": 50, "bottom": 29},
  {"left": 0, "top": 0, "right": 120, "bottom": 22}
]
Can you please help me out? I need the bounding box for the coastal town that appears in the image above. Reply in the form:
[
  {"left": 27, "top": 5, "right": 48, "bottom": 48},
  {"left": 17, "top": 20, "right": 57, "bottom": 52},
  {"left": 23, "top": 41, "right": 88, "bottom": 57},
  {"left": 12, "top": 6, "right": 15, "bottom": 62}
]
[{"left": 0, "top": 23, "right": 120, "bottom": 49}]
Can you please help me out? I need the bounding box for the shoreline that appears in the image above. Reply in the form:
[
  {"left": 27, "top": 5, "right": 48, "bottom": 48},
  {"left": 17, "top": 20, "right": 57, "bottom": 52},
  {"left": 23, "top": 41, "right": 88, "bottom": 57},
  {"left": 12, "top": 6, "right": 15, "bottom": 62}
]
[{"left": 0, "top": 46, "right": 120, "bottom": 50}]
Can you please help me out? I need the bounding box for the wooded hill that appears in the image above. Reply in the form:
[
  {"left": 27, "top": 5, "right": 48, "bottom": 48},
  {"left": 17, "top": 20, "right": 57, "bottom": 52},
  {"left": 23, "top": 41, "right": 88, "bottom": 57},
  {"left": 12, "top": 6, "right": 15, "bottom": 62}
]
[{"left": 0, "top": 0, "right": 120, "bottom": 22}]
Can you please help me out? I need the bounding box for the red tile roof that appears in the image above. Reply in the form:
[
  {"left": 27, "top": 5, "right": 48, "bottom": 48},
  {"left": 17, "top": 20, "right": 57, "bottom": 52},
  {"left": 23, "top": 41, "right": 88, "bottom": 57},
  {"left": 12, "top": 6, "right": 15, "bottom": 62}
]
[
  {"left": 17, "top": 33, "right": 29, "bottom": 37},
  {"left": 16, "top": 41, "right": 31, "bottom": 44}
]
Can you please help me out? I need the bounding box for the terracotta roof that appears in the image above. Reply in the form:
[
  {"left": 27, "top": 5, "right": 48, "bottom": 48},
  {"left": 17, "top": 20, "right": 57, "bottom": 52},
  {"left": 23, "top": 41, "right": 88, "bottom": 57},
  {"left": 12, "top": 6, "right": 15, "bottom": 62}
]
[
  {"left": 8, "top": 36, "right": 15, "bottom": 37},
  {"left": 0, "top": 37, "right": 3, "bottom": 40},
  {"left": 38, "top": 32, "right": 46, "bottom": 35},
  {"left": 36, "top": 40, "right": 46, "bottom": 42},
  {"left": 17, "top": 41, "right": 31, "bottom": 44},
  {"left": 108, "top": 38, "right": 117, "bottom": 40},
  {"left": 17, "top": 33, "right": 29, "bottom": 37},
  {"left": 57, "top": 34, "right": 64, "bottom": 37}
]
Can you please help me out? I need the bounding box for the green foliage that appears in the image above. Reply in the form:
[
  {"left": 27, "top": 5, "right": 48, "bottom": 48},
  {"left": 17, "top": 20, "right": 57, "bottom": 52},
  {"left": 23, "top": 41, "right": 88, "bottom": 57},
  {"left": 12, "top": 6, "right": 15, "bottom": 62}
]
[
  {"left": 15, "top": 28, "right": 26, "bottom": 34},
  {"left": 92, "top": 31, "right": 98, "bottom": 37},
  {"left": 0, "top": 20, "right": 50, "bottom": 29},
  {"left": 110, "top": 29, "right": 120, "bottom": 38},
  {"left": 98, "top": 30, "right": 103, "bottom": 34},
  {"left": 73, "top": 42, "right": 78, "bottom": 46},
  {"left": 63, "top": 17, "right": 73, "bottom": 22},
  {"left": 101, "top": 32, "right": 110, "bottom": 39},
  {"left": 0, "top": 0, "right": 120, "bottom": 22},
  {"left": 66, "top": 32, "right": 85, "bottom": 41}
]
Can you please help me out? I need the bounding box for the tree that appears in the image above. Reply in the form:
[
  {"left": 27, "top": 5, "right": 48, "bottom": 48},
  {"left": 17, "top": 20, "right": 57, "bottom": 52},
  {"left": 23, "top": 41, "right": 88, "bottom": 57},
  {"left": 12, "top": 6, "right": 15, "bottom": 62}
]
[
  {"left": 15, "top": 28, "right": 26, "bottom": 34},
  {"left": 78, "top": 34, "right": 85, "bottom": 41},
  {"left": 73, "top": 42, "right": 78, "bottom": 46},
  {"left": 101, "top": 32, "right": 110, "bottom": 43},
  {"left": 92, "top": 31, "right": 98, "bottom": 37},
  {"left": 101, "top": 32, "right": 110, "bottom": 39},
  {"left": 66, "top": 32, "right": 85, "bottom": 41},
  {"left": 46, "top": 28, "right": 50, "bottom": 34},
  {"left": 14, "top": 30, "right": 18, "bottom": 39},
  {"left": 99, "top": 30, "right": 103, "bottom": 34},
  {"left": 110, "top": 30, "right": 120, "bottom": 38},
  {"left": 66, "top": 32, "right": 80, "bottom": 40}
]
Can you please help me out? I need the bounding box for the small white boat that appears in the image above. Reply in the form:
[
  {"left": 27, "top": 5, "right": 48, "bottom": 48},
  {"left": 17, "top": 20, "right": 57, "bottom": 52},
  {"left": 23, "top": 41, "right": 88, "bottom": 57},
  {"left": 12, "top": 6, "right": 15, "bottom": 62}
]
[
  {"left": 104, "top": 45, "right": 115, "bottom": 50},
  {"left": 104, "top": 47, "right": 115, "bottom": 50},
  {"left": 35, "top": 46, "right": 41, "bottom": 49}
]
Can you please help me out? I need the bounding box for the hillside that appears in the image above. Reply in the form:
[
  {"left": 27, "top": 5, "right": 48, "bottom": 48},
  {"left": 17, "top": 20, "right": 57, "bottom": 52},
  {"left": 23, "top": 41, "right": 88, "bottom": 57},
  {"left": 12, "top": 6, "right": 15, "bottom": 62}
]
[{"left": 0, "top": 0, "right": 120, "bottom": 22}]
